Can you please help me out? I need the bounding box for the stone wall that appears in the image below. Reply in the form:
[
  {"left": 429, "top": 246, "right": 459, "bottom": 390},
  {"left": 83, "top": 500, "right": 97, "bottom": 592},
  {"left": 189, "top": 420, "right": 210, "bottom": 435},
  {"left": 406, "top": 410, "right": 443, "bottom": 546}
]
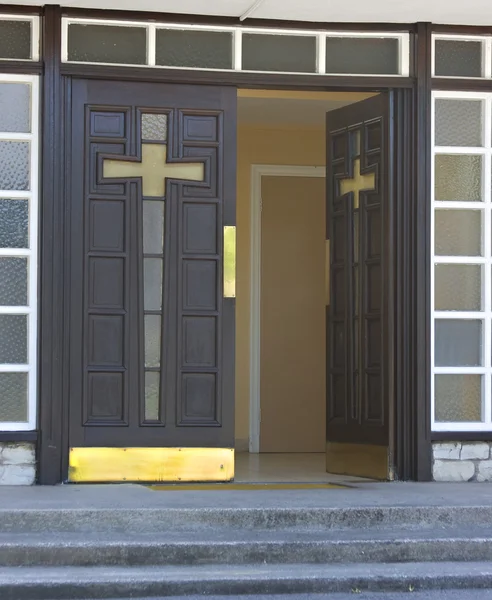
[
  {"left": 433, "top": 442, "right": 492, "bottom": 482},
  {"left": 0, "top": 443, "right": 36, "bottom": 485}
]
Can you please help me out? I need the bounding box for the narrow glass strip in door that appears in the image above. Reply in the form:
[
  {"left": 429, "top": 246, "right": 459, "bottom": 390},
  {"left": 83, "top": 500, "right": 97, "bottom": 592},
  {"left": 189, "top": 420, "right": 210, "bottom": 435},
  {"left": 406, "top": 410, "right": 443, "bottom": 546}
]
[{"left": 141, "top": 113, "right": 168, "bottom": 422}]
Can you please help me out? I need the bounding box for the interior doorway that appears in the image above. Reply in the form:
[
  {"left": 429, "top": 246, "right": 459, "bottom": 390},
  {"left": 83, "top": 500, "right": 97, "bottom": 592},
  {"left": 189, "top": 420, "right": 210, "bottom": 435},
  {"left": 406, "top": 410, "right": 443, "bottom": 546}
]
[
  {"left": 259, "top": 174, "right": 326, "bottom": 454},
  {"left": 234, "top": 89, "right": 389, "bottom": 483}
]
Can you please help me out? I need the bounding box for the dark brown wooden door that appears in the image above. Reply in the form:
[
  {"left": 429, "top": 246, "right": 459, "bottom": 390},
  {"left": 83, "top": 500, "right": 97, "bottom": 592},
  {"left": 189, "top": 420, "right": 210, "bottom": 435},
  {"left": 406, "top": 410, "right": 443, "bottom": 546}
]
[
  {"left": 326, "top": 94, "right": 391, "bottom": 479},
  {"left": 67, "top": 79, "right": 236, "bottom": 471}
]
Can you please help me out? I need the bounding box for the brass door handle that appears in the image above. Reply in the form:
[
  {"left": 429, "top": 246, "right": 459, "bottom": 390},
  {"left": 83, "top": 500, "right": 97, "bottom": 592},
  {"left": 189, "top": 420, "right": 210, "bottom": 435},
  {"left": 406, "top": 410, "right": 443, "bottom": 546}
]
[
  {"left": 325, "top": 239, "right": 330, "bottom": 306},
  {"left": 224, "top": 226, "right": 236, "bottom": 298}
]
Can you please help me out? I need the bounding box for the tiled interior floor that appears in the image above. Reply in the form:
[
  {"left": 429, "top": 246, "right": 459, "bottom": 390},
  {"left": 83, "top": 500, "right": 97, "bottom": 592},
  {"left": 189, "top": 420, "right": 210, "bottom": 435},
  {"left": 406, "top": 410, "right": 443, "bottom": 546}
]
[{"left": 235, "top": 452, "right": 373, "bottom": 484}]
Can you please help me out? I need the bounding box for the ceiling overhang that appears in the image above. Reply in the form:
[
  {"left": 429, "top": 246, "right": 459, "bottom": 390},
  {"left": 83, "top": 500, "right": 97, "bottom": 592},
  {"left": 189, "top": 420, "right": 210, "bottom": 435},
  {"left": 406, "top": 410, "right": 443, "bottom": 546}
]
[{"left": 5, "top": 0, "right": 492, "bottom": 26}]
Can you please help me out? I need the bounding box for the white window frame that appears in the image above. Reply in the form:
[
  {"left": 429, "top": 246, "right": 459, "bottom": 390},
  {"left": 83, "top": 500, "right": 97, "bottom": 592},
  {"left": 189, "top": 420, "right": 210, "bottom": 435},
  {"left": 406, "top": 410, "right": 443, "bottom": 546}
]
[
  {"left": 431, "top": 90, "right": 492, "bottom": 432},
  {"left": 61, "top": 17, "right": 410, "bottom": 77},
  {"left": 0, "top": 74, "right": 39, "bottom": 431},
  {"left": 0, "top": 15, "right": 40, "bottom": 61},
  {"left": 432, "top": 34, "right": 492, "bottom": 79}
]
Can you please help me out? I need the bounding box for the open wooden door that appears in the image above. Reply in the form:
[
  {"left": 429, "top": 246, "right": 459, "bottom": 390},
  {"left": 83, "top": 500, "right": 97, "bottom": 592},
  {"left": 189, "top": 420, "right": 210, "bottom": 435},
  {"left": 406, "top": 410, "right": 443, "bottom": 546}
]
[{"left": 326, "top": 94, "right": 392, "bottom": 480}]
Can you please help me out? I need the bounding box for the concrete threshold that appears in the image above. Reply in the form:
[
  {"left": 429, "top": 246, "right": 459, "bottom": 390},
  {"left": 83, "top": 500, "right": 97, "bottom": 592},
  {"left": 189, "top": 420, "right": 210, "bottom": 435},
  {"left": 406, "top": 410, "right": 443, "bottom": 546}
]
[
  {"left": 1, "top": 481, "right": 492, "bottom": 532},
  {"left": 1, "top": 480, "right": 492, "bottom": 509}
]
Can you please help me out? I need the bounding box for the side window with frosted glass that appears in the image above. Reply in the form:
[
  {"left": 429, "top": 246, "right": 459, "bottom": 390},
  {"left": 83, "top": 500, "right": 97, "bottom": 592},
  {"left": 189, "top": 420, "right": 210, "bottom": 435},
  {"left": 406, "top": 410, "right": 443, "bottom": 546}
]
[
  {"left": 0, "top": 76, "right": 38, "bottom": 429},
  {"left": 432, "top": 93, "right": 491, "bottom": 430}
]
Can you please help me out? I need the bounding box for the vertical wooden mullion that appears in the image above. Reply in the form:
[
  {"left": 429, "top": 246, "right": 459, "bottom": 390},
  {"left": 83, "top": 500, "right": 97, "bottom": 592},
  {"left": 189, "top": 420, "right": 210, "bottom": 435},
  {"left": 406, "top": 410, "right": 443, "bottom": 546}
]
[
  {"left": 358, "top": 127, "right": 365, "bottom": 427},
  {"left": 392, "top": 23, "right": 433, "bottom": 481},
  {"left": 413, "top": 22, "right": 433, "bottom": 480},
  {"left": 38, "top": 5, "right": 65, "bottom": 484},
  {"left": 346, "top": 180, "right": 356, "bottom": 424},
  {"left": 391, "top": 24, "right": 433, "bottom": 481}
]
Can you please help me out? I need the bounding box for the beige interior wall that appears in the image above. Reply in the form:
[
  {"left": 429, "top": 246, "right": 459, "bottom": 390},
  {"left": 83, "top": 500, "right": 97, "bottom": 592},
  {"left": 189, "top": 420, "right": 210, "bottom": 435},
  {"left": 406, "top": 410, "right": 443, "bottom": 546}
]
[
  {"left": 259, "top": 176, "right": 326, "bottom": 453},
  {"left": 235, "top": 125, "right": 326, "bottom": 446}
]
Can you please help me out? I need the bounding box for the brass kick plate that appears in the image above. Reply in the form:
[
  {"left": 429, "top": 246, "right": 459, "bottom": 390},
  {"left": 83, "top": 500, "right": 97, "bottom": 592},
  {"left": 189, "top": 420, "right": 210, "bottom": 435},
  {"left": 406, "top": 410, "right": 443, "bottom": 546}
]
[
  {"left": 326, "top": 442, "right": 388, "bottom": 480},
  {"left": 68, "top": 447, "right": 234, "bottom": 483}
]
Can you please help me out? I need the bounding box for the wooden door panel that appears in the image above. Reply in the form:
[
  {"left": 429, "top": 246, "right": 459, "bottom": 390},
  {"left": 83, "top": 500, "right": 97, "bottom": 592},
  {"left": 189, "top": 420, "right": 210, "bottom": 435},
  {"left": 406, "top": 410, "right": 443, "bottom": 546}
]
[
  {"left": 326, "top": 95, "right": 391, "bottom": 477},
  {"left": 68, "top": 79, "right": 236, "bottom": 458}
]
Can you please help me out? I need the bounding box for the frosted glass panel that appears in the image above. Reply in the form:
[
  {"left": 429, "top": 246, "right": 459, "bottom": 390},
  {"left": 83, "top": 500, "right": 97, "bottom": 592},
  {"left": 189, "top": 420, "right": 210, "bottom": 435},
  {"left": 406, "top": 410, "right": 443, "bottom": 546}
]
[
  {"left": 353, "top": 211, "right": 359, "bottom": 262},
  {"left": 143, "top": 201, "right": 164, "bottom": 254},
  {"left": 144, "top": 314, "right": 161, "bottom": 368},
  {"left": 354, "top": 265, "right": 359, "bottom": 317},
  {"left": 0, "top": 258, "right": 27, "bottom": 306},
  {"left": 435, "top": 374, "right": 482, "bottom": 422},
  {"left": 0, "top": 315, "right": 27, "bottom": 363},
  {"left": 0, "top": 199, "right": 29, "bottom": 248},
  {"left": 435, "top": 319, "right": 482, "bottom": 366},
  {"left": 435, "top": 155, "right": 482, "bottom": 202},
  {"left": 242, "top": 33, "right": 316, "bottom": 73},
  {"left": 156, "top": 29, "right": 232, "bottom": 69},
  {"left": 435, "top": 99, "right": 483, "bottom": 147},
  {"left": 144, "top": 258, "right": 162, "bottom": 311},
  {"left": 142, "top": 114, "right": 167, "bottom": 142},
  {"left": 67, "top": 24, "right": 147, "bottom": 65},
  {"left": 0, "top": 142, "right": 29, "bottom": 191},
  {"left": 0, "top": 21, "right": 31, "bottom": 60},
  {"left": 435, "top": 39, "right": 483, "bottom": 77},
  {"left": 435, "top": 210, "right": 482, "bottom": 256},
  {"left": 145, "top": 371, "right": 160, "bottom": 421},
  {"left": 325, "top": 37, "right": 399, "bottom": 75},
  {"left": 0, "top": 373, "right": 28, "bottom": 422},
  {"left": 104, "top": 144, "right": 204, "bottom": 197},
  {"left": 0, "top": 83, "right": 30, "bottom": 133},
  {"left": 434, "top": 264, "right": 481, "bottom": 311}
]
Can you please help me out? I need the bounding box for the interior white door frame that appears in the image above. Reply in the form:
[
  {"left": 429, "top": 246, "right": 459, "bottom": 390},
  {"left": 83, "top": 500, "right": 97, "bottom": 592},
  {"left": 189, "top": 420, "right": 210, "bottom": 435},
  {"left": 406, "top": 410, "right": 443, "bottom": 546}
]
[{"left": 249, "top": 164, "right": 325, "bottom": 453}]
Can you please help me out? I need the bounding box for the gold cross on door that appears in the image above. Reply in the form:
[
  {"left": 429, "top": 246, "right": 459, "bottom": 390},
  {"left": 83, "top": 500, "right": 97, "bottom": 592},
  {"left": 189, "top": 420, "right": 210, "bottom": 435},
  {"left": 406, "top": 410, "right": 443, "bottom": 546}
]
[
  {"left": 339, "top": 158, "right": 376, "bottom": 209},
  {"left": 103, "top": 144, "right": 205, "bottom": 197}
]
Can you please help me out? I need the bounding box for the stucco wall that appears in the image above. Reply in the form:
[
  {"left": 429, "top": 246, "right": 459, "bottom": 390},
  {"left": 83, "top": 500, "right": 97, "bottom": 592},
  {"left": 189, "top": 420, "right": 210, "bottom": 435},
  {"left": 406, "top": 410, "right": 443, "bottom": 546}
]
[{"left": 235, "top": 124, "right": 326, "bottom": 448}]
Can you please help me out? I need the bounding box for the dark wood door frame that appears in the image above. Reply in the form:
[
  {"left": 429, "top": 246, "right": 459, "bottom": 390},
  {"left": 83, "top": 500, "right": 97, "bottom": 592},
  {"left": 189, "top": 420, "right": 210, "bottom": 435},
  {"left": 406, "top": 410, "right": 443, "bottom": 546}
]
[
  {"left": 391, "top": 23, "right": 432, "bottom": 481},
  {"left": 37, "top": 9, "right": 433, "bottom": 483}
]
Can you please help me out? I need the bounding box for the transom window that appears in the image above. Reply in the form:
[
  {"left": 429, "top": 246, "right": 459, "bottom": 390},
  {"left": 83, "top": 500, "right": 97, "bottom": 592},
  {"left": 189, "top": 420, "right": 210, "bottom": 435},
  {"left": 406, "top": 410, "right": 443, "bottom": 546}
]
[
  {"left": 432, "top": 91, "right": 492, "bottom": 431},
  {"left": 0, "top": 74, "right": 39, "bottom": 431},
  {"left": 62, "top": 18, "right": 410, "bottom": 77},
  {"left": 0, "top": 15, "right": 40, "bottom": 62},
  {"left": 433, "top": 34, "right": 492, "bottom": 79}
]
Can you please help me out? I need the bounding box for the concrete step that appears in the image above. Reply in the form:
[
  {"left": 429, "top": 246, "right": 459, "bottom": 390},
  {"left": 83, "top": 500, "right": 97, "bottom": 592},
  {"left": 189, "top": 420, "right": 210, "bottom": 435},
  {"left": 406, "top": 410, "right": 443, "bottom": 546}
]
[
  {"left": 4, "top": 482, "right": 492, "bottom": 534},
  {"left": 90, "top": 594, "right": 492, "bottom": 600},
  {"left": 2, "top": 562, "right": 492, "bottom": 599},
  {"left": 3, "top": 504, "right": 492, "bottom": 533},
  {"left": 1, "top": 528, "right": 492, "bottom": 567}
]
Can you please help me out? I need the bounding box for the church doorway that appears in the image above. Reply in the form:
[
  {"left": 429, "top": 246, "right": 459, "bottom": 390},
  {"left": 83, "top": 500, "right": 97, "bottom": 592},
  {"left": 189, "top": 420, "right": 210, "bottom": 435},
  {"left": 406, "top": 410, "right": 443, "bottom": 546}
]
[{"left": 63, "top": 81, "right": 395, "bottom": 484}]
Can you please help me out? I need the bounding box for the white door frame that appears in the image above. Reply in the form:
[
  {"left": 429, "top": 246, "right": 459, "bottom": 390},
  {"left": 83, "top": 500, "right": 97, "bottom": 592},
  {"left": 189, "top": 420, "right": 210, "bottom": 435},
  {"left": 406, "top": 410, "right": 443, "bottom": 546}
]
[{"left": 249, "top": 164, "right": 325, "bottom": 453}]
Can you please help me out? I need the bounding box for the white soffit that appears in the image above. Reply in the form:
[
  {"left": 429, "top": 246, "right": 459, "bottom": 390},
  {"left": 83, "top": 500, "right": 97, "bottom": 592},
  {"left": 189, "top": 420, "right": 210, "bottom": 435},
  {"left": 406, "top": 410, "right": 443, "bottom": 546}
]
[
  {"left": 6, "top": 0, "right": 492, "bottom": 25},
  {"left": 238, "top": 97, "right": 354, "bottom": 128}
]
